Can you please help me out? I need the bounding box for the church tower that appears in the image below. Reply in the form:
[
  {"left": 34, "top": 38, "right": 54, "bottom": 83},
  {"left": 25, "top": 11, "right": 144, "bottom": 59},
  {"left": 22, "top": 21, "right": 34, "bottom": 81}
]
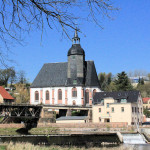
[{"left": 67, "top": 29, "right": 85, "bottom": 86}]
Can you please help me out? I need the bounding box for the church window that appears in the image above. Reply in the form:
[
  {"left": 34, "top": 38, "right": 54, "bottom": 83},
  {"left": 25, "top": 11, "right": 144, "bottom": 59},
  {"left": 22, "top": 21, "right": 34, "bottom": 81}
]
[
  {"left": 58, "top": 89, "right": 62, "bottom": 100},
  {"left": 72, "top": 88, "right": 77, "bottom": 97},
  {"left": 93, "top": 89, "right": 96, "bottom": 98},
  {"left": 85, "top": 89, "right": 89, "bottom": 104},
  {"left": 46, "top": 90, "right": 49, "bottom": 100},
  {"left": 35, "top": 91, "right": 39, "bottom": 101}
]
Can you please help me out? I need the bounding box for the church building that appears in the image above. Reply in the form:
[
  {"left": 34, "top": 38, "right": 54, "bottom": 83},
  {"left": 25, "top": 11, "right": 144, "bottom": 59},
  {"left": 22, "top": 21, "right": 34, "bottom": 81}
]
[{"left": 30, "top": 30, "right": 101, "bottom": 106}]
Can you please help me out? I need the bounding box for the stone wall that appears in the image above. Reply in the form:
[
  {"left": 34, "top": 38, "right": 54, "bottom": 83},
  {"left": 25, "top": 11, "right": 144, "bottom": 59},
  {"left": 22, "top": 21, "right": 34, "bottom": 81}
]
[
  {"left": 39, "top": 108, "right": 56, "bottom": 123},
  {"left": 38, "top": 122, "right": 128, "bottom": 128},
  {"left": 0, "top": 124, "right": 24, "bottom": 128}
]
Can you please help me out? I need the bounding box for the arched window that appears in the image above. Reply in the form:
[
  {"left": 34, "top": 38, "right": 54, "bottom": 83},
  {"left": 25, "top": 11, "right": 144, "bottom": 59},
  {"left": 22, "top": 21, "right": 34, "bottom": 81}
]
[
  {"left": 72, "top": 100, "right": 76, "bottom": 105},
  {"left": 85, "top": 89, "right": 89, "bottom": 104},
  {"left": 46, "top": 90, "right": 49, "bottom": 100},
  {"left": 72, "top": 87, "right": 77, "bottom": 97},
  {"left": 35, "top": 91, "right": 39, "bottom": 101},
  {"left": 58, "top": 89, "right": 62, "bottom": 100},
  {"left": 93, "top": 89, "right": 96, "bottom": 98}
]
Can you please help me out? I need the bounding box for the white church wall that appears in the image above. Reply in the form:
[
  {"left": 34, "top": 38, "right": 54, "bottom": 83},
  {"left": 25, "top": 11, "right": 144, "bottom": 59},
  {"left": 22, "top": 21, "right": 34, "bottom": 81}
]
[{"left": 30, "top": 86, "right": 101, "bottom": 105}]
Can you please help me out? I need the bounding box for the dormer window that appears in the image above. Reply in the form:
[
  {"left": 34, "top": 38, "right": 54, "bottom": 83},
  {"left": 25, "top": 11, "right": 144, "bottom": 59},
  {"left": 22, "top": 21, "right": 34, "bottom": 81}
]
[
  {"left": 121, "top": 99, "right": 127, "bottom": 103},
  {"left": 73, "top": 80, "right": 77, "bottom": 85}
]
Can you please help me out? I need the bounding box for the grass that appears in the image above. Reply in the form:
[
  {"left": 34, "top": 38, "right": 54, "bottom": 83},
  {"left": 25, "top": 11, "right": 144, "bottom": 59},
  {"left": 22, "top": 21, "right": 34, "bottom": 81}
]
[
  {"left": 0, "top": 145, "right": 6, "bottom": 150},
  {"left": 2, "top": 142, "right": 131, "bottom": 150},
  {"left": 29, "top": 127, "right": 58, "bottom": 135},
  {"left": 0, "top": 127, "right": 58, "bottom": 136},
  {"left": 0, "top": 128, "right": 20, "bottom": 135}
]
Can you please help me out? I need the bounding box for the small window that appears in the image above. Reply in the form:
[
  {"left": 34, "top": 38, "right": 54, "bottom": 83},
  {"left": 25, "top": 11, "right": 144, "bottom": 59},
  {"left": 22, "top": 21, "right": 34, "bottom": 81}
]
[
  {"left": 73, "top": 80, "right": 77, "bottom": 85},
  {"left": 93, "top": 89, "right": 96, "bottom": 98},
  {"left": 99, "top": 117, "right": 101, "bottom": 122},
  {"left": 112, "top": 107, "right": 114, "bottom": 113},
  {"left": 107, "top": 103, "right": 109, "bottom": 108},
  {"left": 99, "top": 108, "right": 101, "bottom": 112},
  {"left": 121, "top": 107, "right": 124, "bottom": 112},
  {"left": 132, "top": 107, "right": 134, "bottom": 113},
  {"left": 107, "top": 112, "right": 109, "bottom": 115},
  {"left": 101, "top": 100, "right": 104, "bottom": 104},
  {"left": 72, "top": 56, "right": 75, "bottom": 59},
  {"left": 118, "top": 93, "right": 121, "bottom": 96}
]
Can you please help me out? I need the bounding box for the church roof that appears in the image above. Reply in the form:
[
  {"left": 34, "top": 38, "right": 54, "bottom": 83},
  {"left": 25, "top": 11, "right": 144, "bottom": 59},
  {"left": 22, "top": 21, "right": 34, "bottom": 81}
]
[
  {"left": 30, "top": 61, "right": 99, "bottom": 88},
  {"left": 93, "top": 91, "right": 140, "bottom": 105}
]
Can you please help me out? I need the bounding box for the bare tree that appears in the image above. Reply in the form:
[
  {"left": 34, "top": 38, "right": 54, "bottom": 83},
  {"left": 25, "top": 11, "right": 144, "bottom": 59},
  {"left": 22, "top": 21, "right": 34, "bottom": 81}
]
[{"left": 0, "top": 0, "right": 117, "bottom": 65}]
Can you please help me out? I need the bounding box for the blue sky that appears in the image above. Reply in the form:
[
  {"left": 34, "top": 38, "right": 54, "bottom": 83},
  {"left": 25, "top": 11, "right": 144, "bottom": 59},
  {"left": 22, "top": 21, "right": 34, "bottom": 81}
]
[{"left": 6, "top": 0, "right": 150, "bottom": 82}]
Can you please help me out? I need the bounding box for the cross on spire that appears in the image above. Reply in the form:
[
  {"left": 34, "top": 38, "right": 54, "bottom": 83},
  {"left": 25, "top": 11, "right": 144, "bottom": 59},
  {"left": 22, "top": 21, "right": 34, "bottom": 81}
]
[{"left": 72, "top": 28, "right": 80, "bottom": 44}]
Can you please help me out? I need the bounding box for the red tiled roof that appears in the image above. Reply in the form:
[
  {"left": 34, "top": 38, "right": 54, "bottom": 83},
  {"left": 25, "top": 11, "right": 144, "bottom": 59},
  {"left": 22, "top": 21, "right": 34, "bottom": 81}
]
[
  {"left": 0, "top": 86, "right": 14, "bottom": 100},
  {"left": 143, "top": 97, "right": 150, "bottom": 103}
]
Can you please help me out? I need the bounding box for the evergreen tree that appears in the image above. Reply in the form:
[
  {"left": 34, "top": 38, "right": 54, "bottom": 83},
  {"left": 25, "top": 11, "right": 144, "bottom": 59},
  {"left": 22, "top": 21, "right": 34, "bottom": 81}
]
[
  {"left": 98, "top": 72, "right": 112, "bottom": 91},
  {"left": 114, "top": 71, "right": 133, "bottom": 91},
  {"left": 140, "top": 78, "right": 144, "bottom": 85}
]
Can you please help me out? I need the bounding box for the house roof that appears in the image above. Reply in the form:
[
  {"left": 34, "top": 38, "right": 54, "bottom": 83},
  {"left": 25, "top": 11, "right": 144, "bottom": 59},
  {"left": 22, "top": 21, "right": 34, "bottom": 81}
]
[
  {"left": 56, "top": 116, "right": 88, "bottom": 121},
  {"left": 93, "top": 91, "right": 140, "bottom": 105},
  {"left": 0, "top": 86, "right": 14, "bottom": 100},
  {"left": 30, "top": 61, "right": 99, "bottom": 88},
  {"left": 143, "top": 97, "right": 150, "bottom": 104}
]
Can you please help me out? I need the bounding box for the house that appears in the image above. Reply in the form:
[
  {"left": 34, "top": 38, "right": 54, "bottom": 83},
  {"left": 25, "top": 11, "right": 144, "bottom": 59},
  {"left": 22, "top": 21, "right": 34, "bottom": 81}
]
[
  {"left": 56, "top": 116, "right": 89, "bottom": 123},
  {"left": 0, "top": 86, "right": 14, "bottom": 104},
  {"left": 129, "top": 76, "right": 149, "bottom": 87},
  {"left": 92, "top": 91, "right": 143, "bottom": 125},
  {"left": 143, "top": 97, "right": 150, "bottom": 109},
  {"left": 30, "top": 30, "right": 101, "bottom": 106}
]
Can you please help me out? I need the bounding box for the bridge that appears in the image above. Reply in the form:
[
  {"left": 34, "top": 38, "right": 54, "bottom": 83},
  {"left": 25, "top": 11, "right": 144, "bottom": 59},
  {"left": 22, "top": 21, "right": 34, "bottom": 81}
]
[
  {"left": 0, "top": 104, "right": 42, "bottom": 128},
  {"left": 0, "top": 104, "right": 42, "bottom": 118},
  {"left": 0, "top": 104, "right": 92, "bottom": 127}
]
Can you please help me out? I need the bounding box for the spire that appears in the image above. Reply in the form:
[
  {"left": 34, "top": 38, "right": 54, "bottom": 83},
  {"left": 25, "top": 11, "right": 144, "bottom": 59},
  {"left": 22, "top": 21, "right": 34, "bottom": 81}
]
[
  {"left": 72, "top": 28, "right": 80, "bottom": 44},
  {"left": 74, "top": 28, "right": 78, "bottom": 38}
]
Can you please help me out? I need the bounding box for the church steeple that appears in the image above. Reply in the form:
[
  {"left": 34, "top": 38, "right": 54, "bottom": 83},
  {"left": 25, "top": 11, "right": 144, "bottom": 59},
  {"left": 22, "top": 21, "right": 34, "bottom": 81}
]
[
  {"left": 67, "top": 29, "right": 85, "bottom": 86},
  {"left": 72, "top": 28, "right": 80, "bottom": 44},
  {"left": 68, "top": 29, "right": 85, "bottom": 56}
]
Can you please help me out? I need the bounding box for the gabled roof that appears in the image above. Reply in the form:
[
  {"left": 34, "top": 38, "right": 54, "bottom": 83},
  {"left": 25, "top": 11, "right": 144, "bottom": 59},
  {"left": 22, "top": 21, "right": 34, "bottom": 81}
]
[
  {"left": 0, "top": 86, "right": 14, "bottom": 100},
  {"left": 93, "top": 91, "right": 140, "bottom": 104},
  {"left": 30, "top": 61, "right": 99, "bottom": 88},
  {"left": 143, "top": 97, "right": 150, "bottom": 104}
]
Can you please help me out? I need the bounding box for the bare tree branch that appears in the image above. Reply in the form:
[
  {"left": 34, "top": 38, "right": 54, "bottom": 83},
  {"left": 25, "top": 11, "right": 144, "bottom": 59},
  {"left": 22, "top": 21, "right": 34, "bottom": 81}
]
[{"left": 0, "top": 0, "right": 117, "bottom": 66}]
